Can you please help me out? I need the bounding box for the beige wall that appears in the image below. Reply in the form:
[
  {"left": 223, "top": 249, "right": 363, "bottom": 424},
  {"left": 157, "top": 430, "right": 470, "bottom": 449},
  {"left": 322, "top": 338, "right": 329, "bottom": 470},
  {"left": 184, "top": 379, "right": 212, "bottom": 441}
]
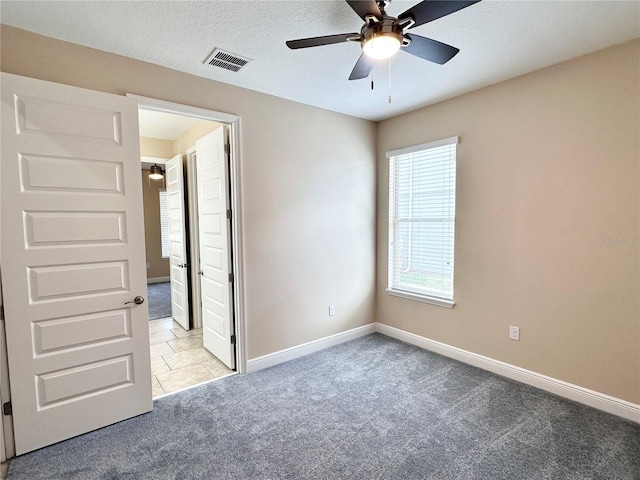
[
  {"left": 173, "top": 120, "right": 222, "bottom": 157},
  {"left": 3, "top": 24, "right": 636, "bottom": 404},
  {"left": 139, "top": 137, "right": 172, "bottom": 281},
  {"left": 140, "top": 136, "right": 173, "bottom": 158},
  {"left": 0, "top": 25, "right": 377, "bottom": 360},
  {"left": 141, "top": 169, "right": 170, "bottom": 280},
  {"left": 377, "top": 40, "right": 640, "bottom": 403}
]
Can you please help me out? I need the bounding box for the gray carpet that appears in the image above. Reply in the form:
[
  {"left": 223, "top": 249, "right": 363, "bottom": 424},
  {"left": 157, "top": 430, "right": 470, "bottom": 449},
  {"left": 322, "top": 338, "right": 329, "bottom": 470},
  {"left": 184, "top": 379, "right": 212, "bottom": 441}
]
[
  {"left": 147, "top": 282, "right": 171, "bottom": 320},
  {"left": 7, "top": 334, "right": 640, "bottom": 479}
]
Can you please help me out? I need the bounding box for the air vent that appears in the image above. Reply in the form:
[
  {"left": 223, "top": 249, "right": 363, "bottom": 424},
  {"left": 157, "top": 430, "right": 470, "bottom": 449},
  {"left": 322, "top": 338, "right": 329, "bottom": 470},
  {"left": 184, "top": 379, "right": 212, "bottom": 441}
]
[{"left": 204, "top": 48, "right": 253, "bottom": 73}]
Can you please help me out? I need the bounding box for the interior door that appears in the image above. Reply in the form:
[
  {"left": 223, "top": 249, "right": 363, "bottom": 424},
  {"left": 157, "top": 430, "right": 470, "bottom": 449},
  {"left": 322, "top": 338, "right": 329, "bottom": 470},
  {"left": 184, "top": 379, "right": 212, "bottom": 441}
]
[
  {"left": 166, "top": 154, "right": 190, "bottom": 330},
  {"left": 0, "top": 73, "right": 152, "bottom": 455},
  {"left": 195, "top": 127, "right": 235, "bottom": 369}
]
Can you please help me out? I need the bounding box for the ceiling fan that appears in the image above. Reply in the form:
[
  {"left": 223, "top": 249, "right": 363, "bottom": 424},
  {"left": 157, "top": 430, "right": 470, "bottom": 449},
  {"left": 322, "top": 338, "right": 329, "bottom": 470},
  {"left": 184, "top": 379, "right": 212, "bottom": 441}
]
[{"left": 286, "top": 0, "right": 481, "bottom": 80}]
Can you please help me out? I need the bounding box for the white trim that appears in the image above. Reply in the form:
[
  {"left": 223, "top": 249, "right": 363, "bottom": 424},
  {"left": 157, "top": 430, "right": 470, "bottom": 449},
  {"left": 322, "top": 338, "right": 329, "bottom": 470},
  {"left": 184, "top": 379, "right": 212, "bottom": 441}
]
[
  {"left": 228, "top": 318, "right": 638, "bottom": 423},
  {"left": 131, "top": 94, "right": 248, "bottom": 374},
  {"left": 127, "top": 94, "right": 240, "bottom": 124},
  {"left": 386, "top": 289, "right": 454, "bottom": 308},
  {"left": 140, "top": 155, "right": 169, "bottom": 165},
  {"left": 147, "top": 276, "right": 170, "bottom": 284},
  {"left": 386, "top": 136, "right": 459, "bottom": 158},
  {"left": 0, "top": 324, "right": 6, "bottom": 463},
  {"left": 0, "top": 293, "right": 15, "bottom": 461},
  {"left": 185, "top": 149, "right": 202, "bottom": 330},
  {"left": 374, "top": 323, "right": 640, "bottom": 424},
  {"left": 247, "top": 324, "right": 376, "bottom": 373},
  {"left": 227, "top": 119, "right": 248, "bottom": 374},
  {"left": 0, "top": 260, "right": 4, "bottom": 463}
]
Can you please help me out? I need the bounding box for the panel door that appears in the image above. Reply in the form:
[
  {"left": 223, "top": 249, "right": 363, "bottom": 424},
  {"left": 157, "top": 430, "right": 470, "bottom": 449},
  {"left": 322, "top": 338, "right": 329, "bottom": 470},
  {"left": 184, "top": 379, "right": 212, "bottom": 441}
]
[
  {"left": 0, "top": 73, "right": 152, "bottom": 454},
  {"left": 195, "top": 127, "right": 235, "bottom": 369},
  {"left": 166, "top": 154, "right": 190, "bottom": 330}
]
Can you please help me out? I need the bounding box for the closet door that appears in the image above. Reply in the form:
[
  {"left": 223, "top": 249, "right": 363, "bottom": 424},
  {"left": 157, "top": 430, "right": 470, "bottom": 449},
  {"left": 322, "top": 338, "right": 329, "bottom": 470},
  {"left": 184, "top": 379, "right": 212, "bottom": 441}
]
[
  {"left": 166, "top": 154, "right": 190, "bottom": 330},
  {"left": 196, "top": 127, "right": 235, "bottom": 369},
  {"left": 1, "top": 73, "right": 152, "bottom": 454}
]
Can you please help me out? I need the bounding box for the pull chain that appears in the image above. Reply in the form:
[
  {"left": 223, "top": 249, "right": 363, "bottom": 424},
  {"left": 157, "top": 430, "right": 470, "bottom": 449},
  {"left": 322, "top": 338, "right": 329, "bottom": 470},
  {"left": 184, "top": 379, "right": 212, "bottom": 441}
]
[{"left": 388, "top": 57, "right": 392, "bottom": 104}]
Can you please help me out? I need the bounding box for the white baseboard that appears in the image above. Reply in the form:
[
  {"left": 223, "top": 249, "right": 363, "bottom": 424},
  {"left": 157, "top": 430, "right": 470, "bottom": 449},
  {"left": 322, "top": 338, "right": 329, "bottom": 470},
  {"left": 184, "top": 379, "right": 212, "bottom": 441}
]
[
  {"left": 247, "top": 324, "right": 376, "bottom": 373},
  {"left": 375, "top": 323, "right": 640, "bottom": 424},
  {"left": 244, "top": 321, "right": 639, "bottom": 424},
  {"left": 147, "top": 276, "right": 170, "bottom": 284}
]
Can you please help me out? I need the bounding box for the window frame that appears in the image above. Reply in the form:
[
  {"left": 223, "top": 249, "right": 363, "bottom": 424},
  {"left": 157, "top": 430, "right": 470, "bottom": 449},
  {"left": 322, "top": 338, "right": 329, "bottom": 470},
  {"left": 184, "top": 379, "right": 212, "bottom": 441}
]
[{"left": 386, "top": 136, "right": 458, "bottom": 309}]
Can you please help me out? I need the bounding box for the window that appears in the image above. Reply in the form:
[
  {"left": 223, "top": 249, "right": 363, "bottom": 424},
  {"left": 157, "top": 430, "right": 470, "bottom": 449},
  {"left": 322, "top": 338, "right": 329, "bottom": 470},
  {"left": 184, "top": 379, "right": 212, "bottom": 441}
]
[
  {"left": 387, "top": 136, "right": 458, "bottom": 308},
  {"left": 159, "top": 189, "right": 170, "bottom": 259}
]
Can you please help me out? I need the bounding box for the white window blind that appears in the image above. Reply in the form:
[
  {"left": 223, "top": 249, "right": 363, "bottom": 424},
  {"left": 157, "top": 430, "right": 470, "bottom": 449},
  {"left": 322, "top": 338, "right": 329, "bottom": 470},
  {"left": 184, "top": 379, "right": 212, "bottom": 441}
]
[
  {"left": 387, "top": 137, "right": 458, "bottom": 306},
  {"left": 159, "top": 189, "right": 170, "bottom": 259}
]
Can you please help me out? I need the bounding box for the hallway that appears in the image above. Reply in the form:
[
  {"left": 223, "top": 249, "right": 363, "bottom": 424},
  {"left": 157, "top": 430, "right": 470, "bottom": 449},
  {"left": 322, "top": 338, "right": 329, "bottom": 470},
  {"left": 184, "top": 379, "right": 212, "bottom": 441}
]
[{"left": 148, "top": 318, "right": 234, "bottom": 397}]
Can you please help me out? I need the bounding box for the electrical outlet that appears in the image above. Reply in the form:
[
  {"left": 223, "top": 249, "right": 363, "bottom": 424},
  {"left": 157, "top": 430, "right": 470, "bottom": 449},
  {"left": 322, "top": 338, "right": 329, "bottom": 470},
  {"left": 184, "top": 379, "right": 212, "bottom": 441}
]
[
  {"left": 329, "top": 305, "right": 336, "bottom": 317},
  {"left": 509, "top": 326, "right": 520, "bottom": 341}
]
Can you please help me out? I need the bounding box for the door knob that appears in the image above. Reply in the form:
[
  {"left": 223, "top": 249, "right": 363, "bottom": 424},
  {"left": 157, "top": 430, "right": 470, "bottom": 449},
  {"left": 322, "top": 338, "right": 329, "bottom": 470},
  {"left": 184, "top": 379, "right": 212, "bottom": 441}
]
[
  {"left": 198, "top": 270, "right": 204, "bottom": 276},
  {"left": 178, "top": 263, "right": 188, "bottom": 268},
  {"left": 124, "top": 296, "right": 145, "bottom": 305}
]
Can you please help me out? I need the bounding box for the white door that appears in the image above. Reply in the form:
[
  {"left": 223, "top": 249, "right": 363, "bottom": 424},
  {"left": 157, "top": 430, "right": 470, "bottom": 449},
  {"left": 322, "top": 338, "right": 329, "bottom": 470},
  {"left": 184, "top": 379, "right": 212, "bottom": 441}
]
[
  {"left": 195, "top": 127, "right": 235, "bottom": 369},
  {"left": 0, "top": 73, "right": 152, "bottom": 455},
  {"left": 166, "top": 154, "right": 190, "bottom": 330}
]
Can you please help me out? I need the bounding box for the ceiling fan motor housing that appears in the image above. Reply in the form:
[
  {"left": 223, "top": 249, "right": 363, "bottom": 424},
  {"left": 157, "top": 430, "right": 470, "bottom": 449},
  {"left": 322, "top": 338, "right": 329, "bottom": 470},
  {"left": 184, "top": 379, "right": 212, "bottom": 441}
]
[{"left": 361, "top": 15, "right": 404, "bottom": 48}]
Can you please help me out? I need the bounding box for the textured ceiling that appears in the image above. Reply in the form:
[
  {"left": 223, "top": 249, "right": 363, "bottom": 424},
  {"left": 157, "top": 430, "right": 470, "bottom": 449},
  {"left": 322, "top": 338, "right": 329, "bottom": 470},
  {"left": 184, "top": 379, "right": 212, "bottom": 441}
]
[{"left": 1, "top": 1, "right": 638, "bottom": 121}]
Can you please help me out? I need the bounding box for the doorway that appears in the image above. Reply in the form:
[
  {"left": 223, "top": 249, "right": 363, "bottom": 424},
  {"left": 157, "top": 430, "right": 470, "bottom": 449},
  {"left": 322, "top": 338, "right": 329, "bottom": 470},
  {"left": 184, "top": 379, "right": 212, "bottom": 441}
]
[
  {"left": 133, "top": 95, "right": 247, "bottom": 396},
  {"left": 0, "top": 74, "right": 247, "bottom": 456}
]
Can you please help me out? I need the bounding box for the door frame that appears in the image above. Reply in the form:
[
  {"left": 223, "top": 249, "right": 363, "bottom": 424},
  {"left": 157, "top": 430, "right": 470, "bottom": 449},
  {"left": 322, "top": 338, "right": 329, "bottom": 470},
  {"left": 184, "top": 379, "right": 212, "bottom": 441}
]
[
  {"left": 129, "top": 94, "right": 247, "bottom": 375},
  {"left": 0, "top": 277, "right": 13, "bottom": 461},
  {"left": 185, "top": 146, "right": 202, "bottom": 330}
]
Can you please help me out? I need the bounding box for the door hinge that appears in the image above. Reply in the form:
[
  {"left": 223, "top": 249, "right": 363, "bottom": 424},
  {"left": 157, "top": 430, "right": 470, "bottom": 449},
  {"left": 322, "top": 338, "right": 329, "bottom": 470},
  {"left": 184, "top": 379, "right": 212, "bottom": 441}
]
[
  {"left": 230, "top": 334, "right": 236, "bottom": 345},
  {"left": 229, "top": 272, "right": 234, "bottom": 283},
  {"left": 226, "top": 209, "right": 232, "bottom": 220},
  {"left": 3, "top": 401, "right": 12, "bottom": 416},
  {"left": 224, "top": 144, "right": 230, "bottom": 155}
]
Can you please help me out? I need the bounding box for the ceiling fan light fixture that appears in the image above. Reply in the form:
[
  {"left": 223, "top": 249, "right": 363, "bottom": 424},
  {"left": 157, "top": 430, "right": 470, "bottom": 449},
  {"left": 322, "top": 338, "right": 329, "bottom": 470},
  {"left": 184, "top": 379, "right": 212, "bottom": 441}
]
[
  {"left": 363, "top": 32, "right": 402, "bottom": 60},
  {"left": 149, "top": 164, "right": 164, "bottom": 180}
]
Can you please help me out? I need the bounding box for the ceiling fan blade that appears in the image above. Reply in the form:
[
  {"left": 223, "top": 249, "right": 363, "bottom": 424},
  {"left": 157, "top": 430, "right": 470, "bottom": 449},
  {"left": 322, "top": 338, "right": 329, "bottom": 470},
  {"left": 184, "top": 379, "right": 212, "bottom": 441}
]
[
  {"left": 399, "top": 1, "right": 481, "bottom": 29},
  {"left": 346, "top": 0, "right": 382, "bottom": 20},
  {"left": 349, "top": 53, "right": 374, "bottom": 80},
  {"left": 402, "top": 34, "right": 460, "bottom": 64},
  {"left": 286, "top": 33, "right": 359, "bottom": 49}
]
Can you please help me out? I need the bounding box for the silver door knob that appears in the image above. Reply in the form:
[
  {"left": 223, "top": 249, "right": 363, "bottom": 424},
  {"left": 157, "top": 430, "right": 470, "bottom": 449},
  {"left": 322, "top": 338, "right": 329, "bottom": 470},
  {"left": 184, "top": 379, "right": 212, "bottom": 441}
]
[
  {"left": 178, "top": 263, "right": 188, "bottom": 268},
  {"left": 198, "top": 270, "right": 204, "bottom": 276},
  {"left": 124, "top": 296, "right": 145, "bottom": 305}
]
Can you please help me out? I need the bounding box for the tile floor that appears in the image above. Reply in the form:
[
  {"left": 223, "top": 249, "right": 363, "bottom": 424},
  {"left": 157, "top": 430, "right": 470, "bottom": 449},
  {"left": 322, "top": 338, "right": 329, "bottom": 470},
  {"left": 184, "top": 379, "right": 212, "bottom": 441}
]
[{"left": 149, "top": 318, "right": 234, "bottom": 398}]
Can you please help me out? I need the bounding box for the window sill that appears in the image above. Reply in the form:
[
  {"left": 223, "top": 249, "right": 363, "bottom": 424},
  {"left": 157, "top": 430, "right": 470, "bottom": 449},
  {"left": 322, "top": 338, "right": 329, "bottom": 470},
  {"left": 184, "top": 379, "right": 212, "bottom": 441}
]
[{"left": 386, "top": 289, "right": 455, "bottom": 309}]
